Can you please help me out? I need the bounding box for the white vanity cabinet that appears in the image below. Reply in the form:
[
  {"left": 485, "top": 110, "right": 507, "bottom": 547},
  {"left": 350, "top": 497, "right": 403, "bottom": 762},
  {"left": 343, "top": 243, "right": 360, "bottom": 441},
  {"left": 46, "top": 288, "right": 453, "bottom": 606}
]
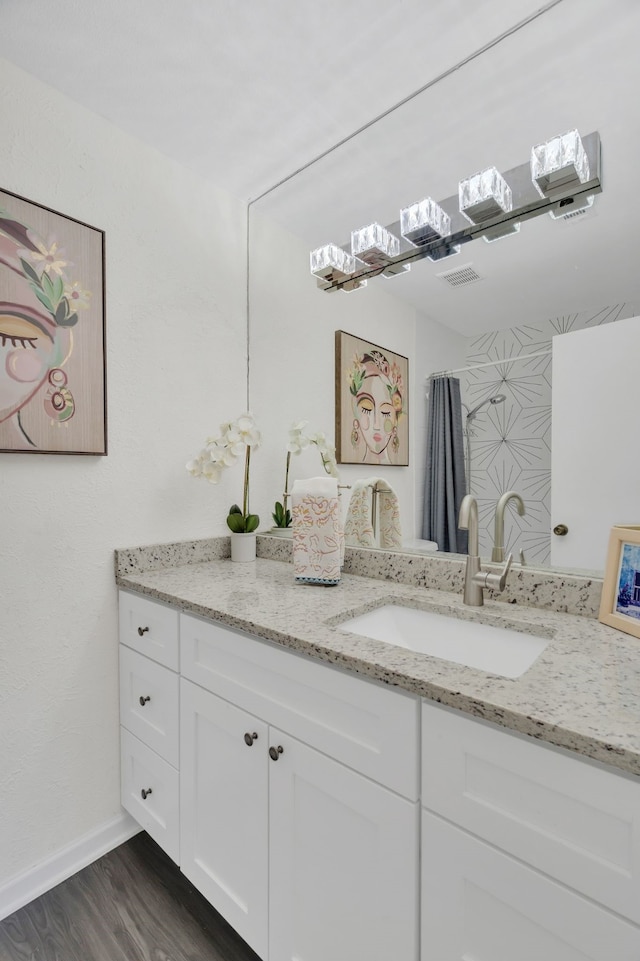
[
  {"left": 118, "top": 592, "right": 180, "bottom": 863},
  {"left": 119, "top": 592, "right": 420, "bottom": 961},
  {"left": 118, "top": 587, "right": 640, "bottom": 961},
  {"left": 421, "top": 700, "right": 640, "bottom": 959}
]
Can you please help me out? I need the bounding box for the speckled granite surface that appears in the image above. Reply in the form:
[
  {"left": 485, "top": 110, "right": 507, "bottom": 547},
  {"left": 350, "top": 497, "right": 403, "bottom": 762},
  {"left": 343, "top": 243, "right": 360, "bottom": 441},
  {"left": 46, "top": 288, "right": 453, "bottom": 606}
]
[
  {"left": 257, "top": 533, "right": 603, "bottom": 618},
  {"left": 115, "top": 546, "right": 640, "bottom": 779}
]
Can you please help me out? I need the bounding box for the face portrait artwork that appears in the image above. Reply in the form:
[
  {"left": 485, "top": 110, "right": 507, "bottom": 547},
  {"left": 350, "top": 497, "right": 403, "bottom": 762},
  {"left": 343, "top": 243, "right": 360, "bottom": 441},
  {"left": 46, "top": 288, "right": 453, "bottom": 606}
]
[
  {"left": 0, "top": 190, "right": 105, "bottom": 454},
  {"left": 335, "top": 331, "right": 408, "bottom": 466}
]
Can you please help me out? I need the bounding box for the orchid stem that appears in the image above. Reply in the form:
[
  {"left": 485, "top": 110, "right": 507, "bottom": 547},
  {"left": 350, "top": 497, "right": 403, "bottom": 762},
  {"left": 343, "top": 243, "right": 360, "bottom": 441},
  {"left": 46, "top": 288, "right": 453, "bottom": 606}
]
[
  {"left": 243, "top": 445, "right": 251, "bottom": 520},
  {"left": 282, "top": 450, "right": 291, "bottom": 519}
]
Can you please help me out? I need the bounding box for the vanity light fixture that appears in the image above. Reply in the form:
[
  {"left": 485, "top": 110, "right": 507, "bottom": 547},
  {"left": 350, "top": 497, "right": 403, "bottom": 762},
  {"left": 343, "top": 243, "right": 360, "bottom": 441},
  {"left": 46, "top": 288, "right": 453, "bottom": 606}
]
[
  {"left": 483, "top": 222, "right": 521, "bottom": 243},
  {"left": 382, "top": 262, "right": 411, "bottom": 279},
  {"left": 310, "top": 129, "right": 602, "bottom": 292},
  {"left": 458, "top": 166, "right": 512, "bottom": 225},
  {"left": 401, "top": 197, "right": 451, "bottom": 247},
  {"left": 458, "top": 166, "right": 520, "bottom": 242},
  {"left": 310, "top": 243, "right": 355, "bottom": 282},
  {"left": 351, "top": 222, "right": 400, "bottom": 267},
  {"left": 531, "top": 128, "right": 590, "bottom": 199},
  {"left": 548, "top": 193, "right": 594, "bottom": 220}
]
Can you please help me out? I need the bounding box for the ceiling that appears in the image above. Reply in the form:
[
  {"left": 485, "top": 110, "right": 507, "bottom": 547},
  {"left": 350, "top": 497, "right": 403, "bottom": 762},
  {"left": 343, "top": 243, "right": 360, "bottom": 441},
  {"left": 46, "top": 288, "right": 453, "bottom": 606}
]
[
  {"left": 1, "top": 0, "right": 637, "bottom": 335},
  {"left": 0, "top": 0, "right": 555, "bottom": 201}
]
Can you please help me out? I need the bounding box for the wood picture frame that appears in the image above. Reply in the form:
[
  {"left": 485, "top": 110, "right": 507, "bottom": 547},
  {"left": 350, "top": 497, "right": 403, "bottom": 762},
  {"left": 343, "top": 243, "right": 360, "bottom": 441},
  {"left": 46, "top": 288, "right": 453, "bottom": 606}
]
[
  {"left": 0, "top": 187, "right": 106, "bottom": 454},
  {"left": 598, "top": 525, "right": 640, "bottom": 638},
  {"left": 335, "top": 330, "right": 408, "bottom": 466}
]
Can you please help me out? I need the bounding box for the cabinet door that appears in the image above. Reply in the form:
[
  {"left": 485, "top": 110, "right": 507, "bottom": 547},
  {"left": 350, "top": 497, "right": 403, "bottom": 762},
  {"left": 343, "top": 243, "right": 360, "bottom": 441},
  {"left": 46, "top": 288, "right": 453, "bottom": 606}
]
[
  {"left": 422, "top": 810, "right": 640, "bottom": 960},
  {"left": 180, "top": 680, "right": 268, "bottom": 959},
  {"left": 269, "top": 731, "right": 419, "bottom": 961}
]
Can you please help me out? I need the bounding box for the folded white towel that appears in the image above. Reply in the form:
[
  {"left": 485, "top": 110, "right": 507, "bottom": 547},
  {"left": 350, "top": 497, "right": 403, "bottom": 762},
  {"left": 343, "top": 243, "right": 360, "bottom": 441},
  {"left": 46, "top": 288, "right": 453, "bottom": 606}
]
[
  {"left": 292, "top": 476, "right": 343, "bottom": 585},
  {"left": 344, "top": 477, "right": 402, "bottom": 550}
]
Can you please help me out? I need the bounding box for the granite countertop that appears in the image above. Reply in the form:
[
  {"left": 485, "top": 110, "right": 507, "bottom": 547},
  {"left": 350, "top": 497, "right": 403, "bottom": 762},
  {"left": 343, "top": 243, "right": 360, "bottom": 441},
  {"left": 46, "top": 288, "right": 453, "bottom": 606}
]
[{"left": 115, "top": 546, "right": 640, "bottom": 780}]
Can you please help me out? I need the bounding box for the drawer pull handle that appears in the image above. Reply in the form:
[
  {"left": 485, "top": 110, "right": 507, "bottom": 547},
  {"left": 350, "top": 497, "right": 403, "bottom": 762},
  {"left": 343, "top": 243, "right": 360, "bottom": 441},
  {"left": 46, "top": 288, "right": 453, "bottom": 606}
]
[
  {"left": 141, "top": 788, "right": 153, "bottom": 800},
  {"left": 244, "top": 732, "right": 258, "bottom": 746},
  {"left": 269, "top": 745, "right": 284, "bottom": 761},
  {"left": 139, "top": 695, "right": 151, "bottom": 706},
  {"left": 137, "top": 626, "right": 150, "bottom": 636},
  {"left": 553, "top": 524, "right": 569, "bottom": 536}
]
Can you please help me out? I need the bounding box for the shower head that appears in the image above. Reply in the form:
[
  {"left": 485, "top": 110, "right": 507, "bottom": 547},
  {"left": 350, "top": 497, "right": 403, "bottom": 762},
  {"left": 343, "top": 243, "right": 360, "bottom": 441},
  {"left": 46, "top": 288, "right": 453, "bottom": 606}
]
[{"left": 465, "top": 393, "right": 506, "bottom": 422}]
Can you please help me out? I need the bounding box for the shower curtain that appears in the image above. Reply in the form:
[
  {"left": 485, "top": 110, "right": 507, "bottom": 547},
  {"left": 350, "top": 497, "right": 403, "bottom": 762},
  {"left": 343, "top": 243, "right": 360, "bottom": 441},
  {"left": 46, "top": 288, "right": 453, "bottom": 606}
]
[{"left": 422, "top": 375, "right": 468, "bottom": 553}]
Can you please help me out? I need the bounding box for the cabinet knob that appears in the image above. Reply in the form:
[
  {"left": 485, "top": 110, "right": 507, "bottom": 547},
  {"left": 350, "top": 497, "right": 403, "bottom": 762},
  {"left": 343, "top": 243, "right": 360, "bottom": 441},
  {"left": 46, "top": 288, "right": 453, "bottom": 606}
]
[
  {"left": 244, "top": 732, "right": 258, "bottom": 746},
  {"left": 141, "top": 788, "right": 153, "bottom": 800},
  {"left": 269, "top": 745, "right": 284, "bottom": 761},
  {"left": 553, "top": 524, "right": 569, "bottom": 536},
  {"left": 139, "top": 695, "right": 150, "bottom": 706},
  {"left": 137, "top": 626, "right": 150, "bottom": 636}
]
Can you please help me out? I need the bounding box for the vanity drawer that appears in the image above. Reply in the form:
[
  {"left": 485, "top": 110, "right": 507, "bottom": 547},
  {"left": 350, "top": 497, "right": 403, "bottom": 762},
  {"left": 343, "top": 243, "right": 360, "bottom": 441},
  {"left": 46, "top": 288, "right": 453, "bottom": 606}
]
[
  {"left": 181, "top": 613, "right": 419, "bottom": 800},
  {"left": 119, "top": 645, "right": 179, "bottom": 767},
  {"left": 119, "top": 590, "right": 179, "bottom": 670},
  {"left": 121, "top": 728, "right": 179, "bottom": 864},
  {"left": 421, "top": 699, "right": 640, "bottom": 924}
]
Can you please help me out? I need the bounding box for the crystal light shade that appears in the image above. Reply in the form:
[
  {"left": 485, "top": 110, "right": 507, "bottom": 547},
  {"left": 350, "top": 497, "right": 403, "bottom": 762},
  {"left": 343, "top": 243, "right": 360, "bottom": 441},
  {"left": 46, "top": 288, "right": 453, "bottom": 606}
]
[
  {"left": 351, "top": 222, "right": 400, "bottom": 267},
  {"left": 459, "top": 166, "right": 512, "bottom": 225},
  {"left": 531, "top": 129, "right": 590, "bottom": 198},
  {"left": 310, "top": 243, "right": 355, "bottom": 280},
  {"left": 400, "top": 197, "right": 451, "bottom": 247}
]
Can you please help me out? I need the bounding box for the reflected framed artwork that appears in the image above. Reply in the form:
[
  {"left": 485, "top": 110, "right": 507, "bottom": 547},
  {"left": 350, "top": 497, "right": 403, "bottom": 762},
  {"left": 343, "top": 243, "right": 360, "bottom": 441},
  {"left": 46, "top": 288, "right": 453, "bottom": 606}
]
[
  {"left": 599, "top": 526, "right": 640, "bottom": 638},
  {"left": 335, "top": 330, "right": 408, "bottom": 466},
  {"left": 0, "top": 187, "right": 106, "bottom": 454}
]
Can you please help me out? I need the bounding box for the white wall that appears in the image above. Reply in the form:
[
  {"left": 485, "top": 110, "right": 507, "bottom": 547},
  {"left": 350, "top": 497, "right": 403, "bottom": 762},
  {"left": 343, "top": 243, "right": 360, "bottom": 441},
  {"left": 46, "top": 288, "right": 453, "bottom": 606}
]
[
  {"left": 249, "top": 209, "right": 466, "bottom": 540},
  {"left": 0, "top": 58, "right": 248, "bottom": 889}
]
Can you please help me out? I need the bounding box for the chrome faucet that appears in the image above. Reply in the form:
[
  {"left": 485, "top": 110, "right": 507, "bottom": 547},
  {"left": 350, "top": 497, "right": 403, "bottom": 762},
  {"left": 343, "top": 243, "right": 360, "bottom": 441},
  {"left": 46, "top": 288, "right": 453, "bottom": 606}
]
[
  {"left": 491, "top": 491, "right": 525, "bottom": 563},
  {"left": 458, "top": 494, "right": 513, "bottom": 606}
]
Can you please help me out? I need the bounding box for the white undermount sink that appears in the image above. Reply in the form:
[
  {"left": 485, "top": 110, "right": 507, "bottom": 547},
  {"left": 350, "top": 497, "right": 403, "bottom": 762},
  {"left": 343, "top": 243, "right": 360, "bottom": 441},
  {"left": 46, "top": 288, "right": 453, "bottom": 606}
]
[{"left": 338, "top": 604, "right": 551, "bottom": 678}]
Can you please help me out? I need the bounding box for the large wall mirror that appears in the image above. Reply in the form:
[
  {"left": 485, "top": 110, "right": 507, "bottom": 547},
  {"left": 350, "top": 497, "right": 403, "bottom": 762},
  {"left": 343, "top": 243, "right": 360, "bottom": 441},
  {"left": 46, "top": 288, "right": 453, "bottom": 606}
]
[{"left": 248, "top": 0, "right": 640, "bottom": 576}]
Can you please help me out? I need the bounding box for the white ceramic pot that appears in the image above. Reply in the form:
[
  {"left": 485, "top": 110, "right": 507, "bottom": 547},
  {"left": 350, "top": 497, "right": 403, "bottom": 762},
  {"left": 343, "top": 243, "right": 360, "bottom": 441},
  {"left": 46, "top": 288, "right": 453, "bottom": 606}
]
[{"left": 230, "top": 531, "right": 257, "bottom": 563}]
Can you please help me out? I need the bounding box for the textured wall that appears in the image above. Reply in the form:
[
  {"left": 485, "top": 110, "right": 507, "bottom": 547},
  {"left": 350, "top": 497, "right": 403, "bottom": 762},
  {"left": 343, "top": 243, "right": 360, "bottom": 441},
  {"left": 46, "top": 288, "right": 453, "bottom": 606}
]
[
  {"left": 459, "top": 305, "right": 636, "bottom": 564},
  {"left": 0, "top": 58, "right": 247, "bottom": 887}
]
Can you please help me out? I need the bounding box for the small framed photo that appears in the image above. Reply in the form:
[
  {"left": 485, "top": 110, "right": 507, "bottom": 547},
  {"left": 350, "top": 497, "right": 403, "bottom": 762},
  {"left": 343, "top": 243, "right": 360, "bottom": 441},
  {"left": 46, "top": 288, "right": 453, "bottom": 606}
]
[
  {"left": 599, "top": 526, "right": 640, "bottom": 638},
  {"left": 335, "top": 330, "right": 409, "bottom": 466}
]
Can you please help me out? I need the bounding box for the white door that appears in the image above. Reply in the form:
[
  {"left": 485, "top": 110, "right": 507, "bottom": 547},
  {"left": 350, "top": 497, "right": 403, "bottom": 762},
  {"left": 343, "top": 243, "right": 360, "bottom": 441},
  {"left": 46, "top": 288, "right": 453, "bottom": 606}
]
[
  {"left": 422, "top": 810, "right": 640, "bottom": 960},
  {"left": 551, "top": 316, "right": 640, "bottom": 570},
  {"left": 180, "top": 679, "right": 269, "bottom": 959},
  {"left": 269, "top": 730, "right": 419, "bottom": 961}
]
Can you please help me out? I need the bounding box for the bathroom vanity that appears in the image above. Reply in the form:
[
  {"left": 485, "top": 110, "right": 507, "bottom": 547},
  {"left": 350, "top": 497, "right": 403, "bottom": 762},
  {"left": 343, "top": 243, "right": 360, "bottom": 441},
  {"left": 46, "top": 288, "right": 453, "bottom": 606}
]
[{"left": 116, "top": 542, "right": 640, "bottom": 960}]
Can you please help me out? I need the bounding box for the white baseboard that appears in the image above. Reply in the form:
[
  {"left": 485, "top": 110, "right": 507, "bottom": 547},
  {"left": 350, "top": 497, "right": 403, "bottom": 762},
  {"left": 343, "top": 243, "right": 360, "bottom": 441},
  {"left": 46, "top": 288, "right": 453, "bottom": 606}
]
[{"left": 0, "top": 811, "right": 141, "bottom": 921}]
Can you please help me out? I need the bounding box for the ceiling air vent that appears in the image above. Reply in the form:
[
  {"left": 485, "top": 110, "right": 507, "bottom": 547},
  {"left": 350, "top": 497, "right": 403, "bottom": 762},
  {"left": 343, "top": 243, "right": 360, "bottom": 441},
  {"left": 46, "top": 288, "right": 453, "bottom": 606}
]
[{"left": 436, "top": 263, "right": 483, "bottom": 288}]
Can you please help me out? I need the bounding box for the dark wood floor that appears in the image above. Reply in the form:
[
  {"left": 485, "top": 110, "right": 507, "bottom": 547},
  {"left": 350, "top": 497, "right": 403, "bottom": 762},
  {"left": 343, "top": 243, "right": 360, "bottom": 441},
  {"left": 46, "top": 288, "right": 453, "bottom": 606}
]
[{"left": 0, "top": 832, "right": 262, "bottom": 961}]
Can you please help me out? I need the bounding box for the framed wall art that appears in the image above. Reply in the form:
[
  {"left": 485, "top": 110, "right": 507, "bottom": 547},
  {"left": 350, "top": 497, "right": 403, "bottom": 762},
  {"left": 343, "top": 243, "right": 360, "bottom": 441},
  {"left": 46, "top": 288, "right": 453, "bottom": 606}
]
[
  {"left": 0, "top": 187, "right": 106, "bottom": 454},
  {"left": 335, "top": 330, "right": 408, "bottom": 466},
  {"left": 599, "top": 525, "right": 640, "bottom": 638}
]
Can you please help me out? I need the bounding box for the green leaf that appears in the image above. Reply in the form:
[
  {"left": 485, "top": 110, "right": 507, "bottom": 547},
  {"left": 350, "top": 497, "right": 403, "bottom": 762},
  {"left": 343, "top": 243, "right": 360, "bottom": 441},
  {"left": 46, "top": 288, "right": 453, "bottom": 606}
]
[
  {"left": 245, "top": 514, "right": 259, "bottom": 533},
  {"left": 42, "top": 271, "right": 55, "bottom": 299},
  {"left": 59, "top": 311, "right": 78, "bottom": 328},
  {"left": 228, "top": 503, "right": 242, "bottom": 515},
  {"left": 55, "top": 299, "right": 68, "bottom": 325},
  {"left": 33, "top": 287, "right": 54, "bottom": 313},
  {"left": 226, "top": 512, "right": 246, "bottom": 533},
  {"left": 20, "top": 258, "right": 40, "bottom": 285},
  {"left": 53, "top": 274, "right": 64, "bottom": 303}
]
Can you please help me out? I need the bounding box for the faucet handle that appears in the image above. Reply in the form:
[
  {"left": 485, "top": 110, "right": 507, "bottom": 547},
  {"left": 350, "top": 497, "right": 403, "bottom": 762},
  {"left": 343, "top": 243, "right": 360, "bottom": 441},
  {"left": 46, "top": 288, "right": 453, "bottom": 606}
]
[{"left": 474, "top": 552, "right": 513, "bottom": 594}]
